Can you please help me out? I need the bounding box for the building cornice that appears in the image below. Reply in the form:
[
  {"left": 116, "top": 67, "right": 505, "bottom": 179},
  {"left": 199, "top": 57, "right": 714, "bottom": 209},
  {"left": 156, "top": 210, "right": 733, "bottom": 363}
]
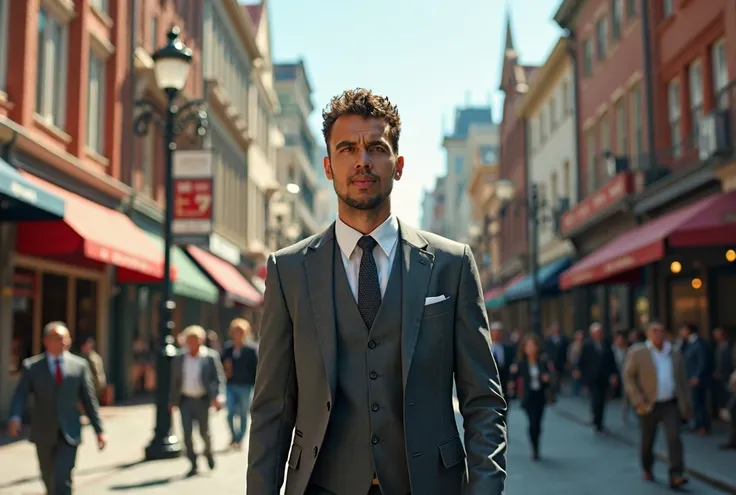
[
  {"left": 553, "top": 0, "right": 585, "bottom": 29},
  {"left": 222, "top": 0, "right": 262, "bottom": 62},
  {"left": 516, "top": 37, "right": 571, "bottom": 118}
]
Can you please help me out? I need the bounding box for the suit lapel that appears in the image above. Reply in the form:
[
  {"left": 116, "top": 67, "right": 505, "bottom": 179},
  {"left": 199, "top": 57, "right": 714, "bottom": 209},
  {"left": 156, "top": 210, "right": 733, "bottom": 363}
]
[
  {"left": 304, "top": 225, "right": 338, "bottom": 400},
  {"left": 398, "top": 220, "right": 434, "bottom": 390}
]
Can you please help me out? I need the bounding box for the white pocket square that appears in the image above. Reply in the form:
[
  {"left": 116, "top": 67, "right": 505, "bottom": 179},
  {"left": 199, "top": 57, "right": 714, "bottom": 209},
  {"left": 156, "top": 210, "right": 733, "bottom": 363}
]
[{"left": 424, "top": 295, "right": 449, "bottom": 306}]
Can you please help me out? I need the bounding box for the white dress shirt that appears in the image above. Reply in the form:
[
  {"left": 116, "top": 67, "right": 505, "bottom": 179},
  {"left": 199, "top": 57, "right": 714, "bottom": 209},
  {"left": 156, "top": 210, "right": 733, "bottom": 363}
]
[
  {"left": 646, "top": 340, "right": 676, "bottom": 402},
  {"left": 181, "top": 346, "right": 207, "bottom": 398},
  {"left": 529, "top": 364, "right": 541, "bottom": 391},
  {"left": 335, "top": 214, "right": 400, "bottom": 303}
]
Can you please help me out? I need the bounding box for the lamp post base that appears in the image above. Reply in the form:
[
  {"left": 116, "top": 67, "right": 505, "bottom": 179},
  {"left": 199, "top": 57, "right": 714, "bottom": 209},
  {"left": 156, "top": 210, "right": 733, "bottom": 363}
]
[{"left": 145, "top": 434, "right": 182, "bottom": 461}]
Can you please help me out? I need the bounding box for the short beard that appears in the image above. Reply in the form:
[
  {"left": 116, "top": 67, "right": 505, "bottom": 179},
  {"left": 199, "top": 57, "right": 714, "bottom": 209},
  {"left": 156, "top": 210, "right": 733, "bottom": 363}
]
[{"left": 330, "top": 164, "right": 392, "bottom": 211}]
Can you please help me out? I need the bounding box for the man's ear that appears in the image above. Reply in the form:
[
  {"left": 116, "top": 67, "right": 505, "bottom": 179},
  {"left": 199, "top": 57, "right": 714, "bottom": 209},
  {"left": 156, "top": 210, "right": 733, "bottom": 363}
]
[
  {"left": 394, "top": 156, "right": 404, "bottom": 180},
  {"left": 323, "top": 156, "right": 333, "bottom": 180}
]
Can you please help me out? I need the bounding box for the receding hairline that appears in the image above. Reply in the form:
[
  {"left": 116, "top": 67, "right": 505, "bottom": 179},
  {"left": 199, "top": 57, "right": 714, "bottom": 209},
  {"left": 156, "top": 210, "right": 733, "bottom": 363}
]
[{"left": 43, "top": 321, "right": 69, "bottom": 337}]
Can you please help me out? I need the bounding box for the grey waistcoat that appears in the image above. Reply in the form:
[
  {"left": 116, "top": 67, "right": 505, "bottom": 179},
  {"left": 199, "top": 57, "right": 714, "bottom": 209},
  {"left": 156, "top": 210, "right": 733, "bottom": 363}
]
[{"left": 310, "top": 245, "right": 410, "bottom": 495}]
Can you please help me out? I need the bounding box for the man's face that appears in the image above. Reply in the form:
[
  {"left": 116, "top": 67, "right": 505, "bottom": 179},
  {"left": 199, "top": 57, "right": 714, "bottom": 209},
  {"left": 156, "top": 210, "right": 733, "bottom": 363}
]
[
  {"left": 590, "top": 327, "right": 603, "bottom": 341},
  {"left": 490, "top": 328, "right": 502, "bottom": 343},
  {"left": 648, "top": 325, "right": 666, "bottom": 347},
  {"left": 185, "top": 335, "right": 201, "bottom": 354},
  {"left": 44, "top": 326, "right": 70, "bottom": 355},
  {"left": 679, "top": 326, "right": 689, "bottom": 340},
  {"left": 323, "top": 115, "right": 404, "bottom": 211}
]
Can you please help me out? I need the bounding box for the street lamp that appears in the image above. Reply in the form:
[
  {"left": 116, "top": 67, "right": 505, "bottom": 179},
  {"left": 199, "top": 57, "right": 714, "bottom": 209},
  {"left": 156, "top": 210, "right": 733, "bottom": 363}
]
[
  {"left": 495, "top": 179, "right": 545, "bottom": 336},
  {"left": 266, "top": 182, "right": 300, "bottom": 248},
  {"left": 133, "top": 26, "right": 209, "bottom": 461}
]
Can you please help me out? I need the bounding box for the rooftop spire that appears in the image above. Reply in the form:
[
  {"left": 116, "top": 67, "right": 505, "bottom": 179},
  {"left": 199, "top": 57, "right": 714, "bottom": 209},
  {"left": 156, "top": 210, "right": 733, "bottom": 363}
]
[{"left": 504, "top": 8, "right": 516, "bottom": 56}]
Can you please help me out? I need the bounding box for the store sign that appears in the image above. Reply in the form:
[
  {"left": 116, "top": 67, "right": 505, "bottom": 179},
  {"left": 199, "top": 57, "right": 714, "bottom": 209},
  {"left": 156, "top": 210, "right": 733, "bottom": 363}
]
[
  {"left": 172, "top": 150, "right": 215, "bottom": 237},
  {"left": 560, "top": 172, "right": 634, "bottom": 237}
]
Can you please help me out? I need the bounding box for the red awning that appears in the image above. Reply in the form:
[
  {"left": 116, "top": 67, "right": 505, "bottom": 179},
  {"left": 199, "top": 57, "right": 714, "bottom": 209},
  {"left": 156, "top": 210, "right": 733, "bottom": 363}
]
[
  {"left": 186, "top": 245, "right": 263, "bottom": 307},
  {"left": 560, "top": 191, "right": 736, "bottom": 290},
  {"left": 484, "top": 287, "right": 503, "bottom": 301},
  {"left": 16, "top": 173, "right": 173, "bottom": 283}
]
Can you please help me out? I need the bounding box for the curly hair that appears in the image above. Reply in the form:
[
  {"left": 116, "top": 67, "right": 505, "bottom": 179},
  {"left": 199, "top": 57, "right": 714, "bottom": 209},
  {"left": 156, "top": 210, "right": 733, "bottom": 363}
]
[{"left": 321, "top": 88, "right": 402, "bottom": 155}]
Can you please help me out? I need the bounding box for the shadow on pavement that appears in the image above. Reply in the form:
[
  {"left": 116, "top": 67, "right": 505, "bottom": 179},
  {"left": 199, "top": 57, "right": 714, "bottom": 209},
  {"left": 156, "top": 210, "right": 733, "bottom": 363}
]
[
  {"left": 0, "top": 459, "right": 145, "bottom": 491},
  {"left": 108, "top": 475, "right": 183, "bottom": 491}
]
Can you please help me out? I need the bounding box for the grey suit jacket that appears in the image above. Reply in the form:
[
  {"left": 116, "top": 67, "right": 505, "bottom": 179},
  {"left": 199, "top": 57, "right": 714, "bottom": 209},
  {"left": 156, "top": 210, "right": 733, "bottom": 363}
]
[
  {"left": 9, "top": 352, "right": 103, "bottom": 447},
  {"left": 169, "top": 347, "right": 226, "bottom": 405},
  {"left": 247, "top": 221, "right": 507, "bottom": 495}
]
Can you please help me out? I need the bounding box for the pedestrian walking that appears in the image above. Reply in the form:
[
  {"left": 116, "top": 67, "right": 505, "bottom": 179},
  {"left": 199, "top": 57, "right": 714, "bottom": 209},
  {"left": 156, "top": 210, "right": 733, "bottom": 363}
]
[
  {"left": 221, "top": 317, "right": 259, "bottom": 449},
  {"left": 576, "top": 323, "right": 618, "bottom": 433},
  {"left": 169, "top": 325, "right": 226, "bottom": 477},
  {"left": 510, "top": 334, "right": 555, "bottom": 460},
  {"left": 679, "top": 323, "right": 712, "bottom": 435},
  {"left": 247, "top": 88, "right": 507, "bottom": 495},
  {"left": 7, "top": 321, "right": 106, "bottom": 495},
  {"left": 490, "top": 322, "right": 514, "bottom": 406},
  {"left": 79, "top": 337, "right": 107, "bottom": 400},
  {"left": 623, "top": 321, "right": 692, "bottom": 489}
]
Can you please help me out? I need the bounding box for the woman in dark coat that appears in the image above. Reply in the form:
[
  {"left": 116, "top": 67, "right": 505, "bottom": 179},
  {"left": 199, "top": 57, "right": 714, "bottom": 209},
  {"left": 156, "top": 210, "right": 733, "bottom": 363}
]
[{"left": 510, "top": 333, "right": 555, "bottom": 460}]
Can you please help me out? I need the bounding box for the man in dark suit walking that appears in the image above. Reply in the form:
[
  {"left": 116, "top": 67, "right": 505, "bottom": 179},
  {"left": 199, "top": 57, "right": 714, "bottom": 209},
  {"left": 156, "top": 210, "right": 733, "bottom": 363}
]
[
  {"left": 576, "top": 323, "right": 618, "bottom": 433},
  {"left": 679, "top": 323, "right": 712, "bottom": 434},
  {"left": 491, "top": 321, "right": 514, "bottom": 404},
  {"left": 8, "top": 321, "right": 106, "bottom": 495},
  {"left": 247, "top": 89, "right": 507, "bottom": 495}
]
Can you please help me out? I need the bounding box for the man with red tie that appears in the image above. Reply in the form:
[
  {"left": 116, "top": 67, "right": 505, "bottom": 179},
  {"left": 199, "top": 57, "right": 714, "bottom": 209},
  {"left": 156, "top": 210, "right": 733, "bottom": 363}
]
[{"left": 7, "top": 321, "right": 106, "bottom": 495}]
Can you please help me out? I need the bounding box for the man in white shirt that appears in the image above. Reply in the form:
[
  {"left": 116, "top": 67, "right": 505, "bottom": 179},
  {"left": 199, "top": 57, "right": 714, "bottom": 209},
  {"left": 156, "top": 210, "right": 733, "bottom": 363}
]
[
  {"left": 624, "top": 321, "right": 691, "bottom": 488},
  {"left": 170, "top": 325, "right": 226, "bottom": 477}
]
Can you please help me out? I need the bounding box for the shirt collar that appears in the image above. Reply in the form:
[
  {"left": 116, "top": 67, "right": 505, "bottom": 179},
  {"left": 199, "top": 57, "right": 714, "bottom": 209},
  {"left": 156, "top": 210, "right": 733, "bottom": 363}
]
[
  {"left": 335, "top": 215, "right": 399, "bottom": 259},
  {"left": 185, "top": 346, "right": 208, "bottom": 358},
  {"left": 46, "top": 351, "right": 64, "bottom": 362},
  {"left": 646, "top": 340, "right": 672, "bottom": 355}
]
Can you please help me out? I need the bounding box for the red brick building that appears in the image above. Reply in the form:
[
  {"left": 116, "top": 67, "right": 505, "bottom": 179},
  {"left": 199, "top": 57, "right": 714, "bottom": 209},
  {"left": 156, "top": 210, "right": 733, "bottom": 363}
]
[
  {"left": 497, "top": 17, "right": 535, "bottom": 282},
  {"left": 554, "top": 0, "right": 648, "bottom": 331},
  {"left": 557, "top": 0, "right": 736, "bottom": 335}
]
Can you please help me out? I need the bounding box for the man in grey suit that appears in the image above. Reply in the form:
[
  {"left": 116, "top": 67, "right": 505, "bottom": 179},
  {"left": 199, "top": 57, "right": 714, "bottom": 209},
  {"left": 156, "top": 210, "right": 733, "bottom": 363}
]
[
  {"left": 247, "top": 89, "right": 507, "bottom": 495},
  {"left": 8, "top": 321, "right": 106, "bottom": 495},
  {"left": 169, "top": 325, "right": 226, "bottom": 477}
]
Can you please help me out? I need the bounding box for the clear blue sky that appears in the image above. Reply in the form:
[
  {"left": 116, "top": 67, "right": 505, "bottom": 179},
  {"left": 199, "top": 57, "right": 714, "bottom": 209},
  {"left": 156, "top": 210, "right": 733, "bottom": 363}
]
[{"left": 267, "top": 0, "right": 564, "bottom": 227}]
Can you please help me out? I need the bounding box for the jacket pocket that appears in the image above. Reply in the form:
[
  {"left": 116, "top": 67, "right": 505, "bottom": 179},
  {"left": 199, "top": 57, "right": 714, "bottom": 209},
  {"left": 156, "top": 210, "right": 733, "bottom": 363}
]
[
  {"left": 288, "top": 443, "right": 303, "bottom": 470},
  {"left": 438, "top": 435, "right": 466, "bottom": 468},
  {"left": 422, "top": 297, "right": 453, "bottom": 318}
]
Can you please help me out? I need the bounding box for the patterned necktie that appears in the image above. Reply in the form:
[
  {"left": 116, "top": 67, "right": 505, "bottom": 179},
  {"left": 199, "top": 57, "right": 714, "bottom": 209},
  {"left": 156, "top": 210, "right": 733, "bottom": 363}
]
[
  {"left": 54, "top": 358, "right": 63, "bottom": 385},
  {"left": 357, "top": 235, "right": 382, "bottom": 329}
]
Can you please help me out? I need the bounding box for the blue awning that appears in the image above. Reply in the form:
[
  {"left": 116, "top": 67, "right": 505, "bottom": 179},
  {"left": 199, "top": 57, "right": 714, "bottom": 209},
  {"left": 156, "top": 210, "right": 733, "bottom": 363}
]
[
  {"left": 504, "top": 256, "right": 573, "bottom": 302},
  {"left": 0, "top": 158, "right": 65, "bottom": 221}
]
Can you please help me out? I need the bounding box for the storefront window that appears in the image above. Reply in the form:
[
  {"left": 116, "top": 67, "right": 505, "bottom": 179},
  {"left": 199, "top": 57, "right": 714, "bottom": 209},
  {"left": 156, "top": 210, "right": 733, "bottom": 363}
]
[
  {"left": 10, "top": 268, "right": 36, "bottom": 373},
  {"left": 41, "top": 273, "right": 68, "bottom": 349},
  {"left": 74, "top": 279, "right": 97, "bottom": 346},
  {"left": 670, "top": 278, "right": 708, "bottom": 336}
]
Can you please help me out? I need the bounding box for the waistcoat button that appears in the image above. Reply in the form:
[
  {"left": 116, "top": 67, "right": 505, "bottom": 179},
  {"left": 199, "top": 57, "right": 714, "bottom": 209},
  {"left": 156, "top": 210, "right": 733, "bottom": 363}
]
[{"left": 371, "top": 435, "right": 379, "bottom": 444}]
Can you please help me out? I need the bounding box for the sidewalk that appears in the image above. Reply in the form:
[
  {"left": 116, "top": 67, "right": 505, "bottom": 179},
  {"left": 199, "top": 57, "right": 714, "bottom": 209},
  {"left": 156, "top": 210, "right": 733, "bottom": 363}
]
[
  {"left": 0, "top": 402, "right": 250, "bottom": 494},
  {"left": 552, "top": 396, "right": 736, "bottom": 494}
]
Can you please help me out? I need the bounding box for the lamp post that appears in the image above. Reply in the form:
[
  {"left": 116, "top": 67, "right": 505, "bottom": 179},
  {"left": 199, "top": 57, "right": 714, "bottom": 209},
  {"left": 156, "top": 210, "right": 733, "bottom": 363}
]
[
  {"left": 265, "top": 182, "right": 300, "bottom": 249},
  {"left": 495, "top": 179, "right": 544, "bottom": 336},
  {"left": 132, "top": 26, "right": 209, "bottom": 461}
]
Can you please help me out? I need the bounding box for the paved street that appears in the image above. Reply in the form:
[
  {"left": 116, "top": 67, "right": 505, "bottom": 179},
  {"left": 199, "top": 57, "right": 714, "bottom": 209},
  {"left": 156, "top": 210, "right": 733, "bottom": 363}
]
[{"left": 0, "top": 401, "right": 730, "bottom": 494}]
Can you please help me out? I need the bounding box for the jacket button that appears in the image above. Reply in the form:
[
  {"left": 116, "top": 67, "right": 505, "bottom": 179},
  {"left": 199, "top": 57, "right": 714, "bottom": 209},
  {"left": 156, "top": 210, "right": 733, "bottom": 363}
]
[
  {"left": 369, "top": 371, "right": 378, "bottom": 380},
  {"left": 371, "top": 403, "right": 379, "bottom": 412},
  {"left": 368, "top": 340, "right": 377, "bottom": 349},
  {"left": 326, "top": 401, "right": 331, "bottom": 411},
  {"left": 313, "top": 446, "right": 318, "bottom": 457},
  {"left": 371, "top": 435, "right": 379, "bottom": 444}
]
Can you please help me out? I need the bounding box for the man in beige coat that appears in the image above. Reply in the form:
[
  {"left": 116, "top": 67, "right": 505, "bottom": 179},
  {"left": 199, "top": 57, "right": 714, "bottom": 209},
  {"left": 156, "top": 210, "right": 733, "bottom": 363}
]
[{"left": 623, "top": 321, "right": 692, "bottom": 489}]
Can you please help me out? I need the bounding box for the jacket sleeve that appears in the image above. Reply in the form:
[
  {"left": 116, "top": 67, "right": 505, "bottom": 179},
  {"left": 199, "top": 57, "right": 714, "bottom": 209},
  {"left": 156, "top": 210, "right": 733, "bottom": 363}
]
[
  {"left": 453, "top": 245, "right": 507, "bottom": 495},
  {"left": 9, "top": 359, "right": 33, "bottom": 420},
  {"left": 246, "top": 254, "right": 298, "bottom": 495},
  {"left": 212, "top": 352, "right": 226, "bottom": 400},
  {"left": 623, "top": 348, "right": 643, "bottom": 407}
]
